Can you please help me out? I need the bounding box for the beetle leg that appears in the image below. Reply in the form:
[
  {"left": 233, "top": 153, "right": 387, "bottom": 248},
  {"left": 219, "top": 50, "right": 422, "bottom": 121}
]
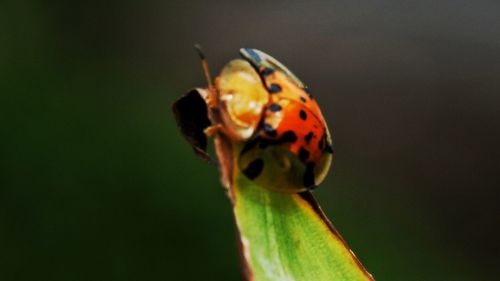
[
  {"left": 204, "top": 123, "right": 236, "bottom": 138},
  {"left": 204, "top": 123, "right": 223, "bottom": 137},
  {"left": 205, "top": 87, "right": 218, "bottom": 108}
]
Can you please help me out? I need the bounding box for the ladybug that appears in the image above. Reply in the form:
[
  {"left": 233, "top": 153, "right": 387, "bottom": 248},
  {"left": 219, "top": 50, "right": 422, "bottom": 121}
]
[{"left": 201, "top": 48, "right": 333, "bottom": 193}]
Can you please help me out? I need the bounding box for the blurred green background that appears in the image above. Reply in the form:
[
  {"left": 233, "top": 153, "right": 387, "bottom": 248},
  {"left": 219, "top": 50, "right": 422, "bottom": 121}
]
[{"left": 1, "top": 1, "right": 499, "bottom": 280}]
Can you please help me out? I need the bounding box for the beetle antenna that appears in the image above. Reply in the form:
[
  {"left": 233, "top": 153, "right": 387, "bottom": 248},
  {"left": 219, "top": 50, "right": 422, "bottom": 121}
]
[{"left": 194, "top": 44, "right": 214, "bottom": 89}]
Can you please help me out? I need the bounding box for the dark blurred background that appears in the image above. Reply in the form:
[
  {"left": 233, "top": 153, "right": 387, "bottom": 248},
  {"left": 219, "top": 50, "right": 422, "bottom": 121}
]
[{"left": 1, "top": 0, "right": 499, "bottom": 280}]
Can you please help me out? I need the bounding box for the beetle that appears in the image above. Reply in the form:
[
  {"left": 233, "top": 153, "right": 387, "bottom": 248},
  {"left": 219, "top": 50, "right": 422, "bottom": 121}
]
[{"left": 176, "top": 47, "right": 333, "bottom": 193}]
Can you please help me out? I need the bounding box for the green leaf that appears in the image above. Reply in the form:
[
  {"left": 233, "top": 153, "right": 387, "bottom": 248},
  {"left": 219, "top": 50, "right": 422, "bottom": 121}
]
[{"left": 231, "top": 145, "right": 374, "bottom": 281}]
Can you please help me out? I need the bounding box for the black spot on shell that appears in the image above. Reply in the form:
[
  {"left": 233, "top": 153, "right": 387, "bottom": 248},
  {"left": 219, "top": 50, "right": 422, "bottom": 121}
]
[
  {"left": 299, "top": 110, "right": 307, "bottom": 120},
  {"left": 268, "top": 104, "right": 282, "bottom": 112},
  {"left": 303, "top": 162, "right": 316, "bottom": 189},
  {"left": 300, "top": 96, "right": 307, "bottom": 103},
  {"left": 299, "top": 148, "right": 310, "bottom": 162},
  {"left": 242, "top": 158, "right": 264, "bottom": 180},
  {"left": 260, "top": 67, "right": 274, "bottom": 76},
  {"left": 303, "top": 86, "right": 314, "bottom": 99},
  {"left": 259, "top": 130, "right": 297, "bottom": 149},
  {"left": 268, "top": 83, "right": 282, "bottom": 93},
  {"left": 317, "top": 132, "right": 333, "bottom": 154},
  {"left": 281, "top": 131, "right": 297, "bottom": 143},
  {"left": 325, "top": 143, "right": 334, "bottom": 154},
  {"left": 263, "top": 123, "right": 277, "bottom": 137},
  {"left": 318, "top": 137, "right": 325, "bottom": 150},
  {"left": 305, "top": 132, "right": 314, "bottom": 142}
]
